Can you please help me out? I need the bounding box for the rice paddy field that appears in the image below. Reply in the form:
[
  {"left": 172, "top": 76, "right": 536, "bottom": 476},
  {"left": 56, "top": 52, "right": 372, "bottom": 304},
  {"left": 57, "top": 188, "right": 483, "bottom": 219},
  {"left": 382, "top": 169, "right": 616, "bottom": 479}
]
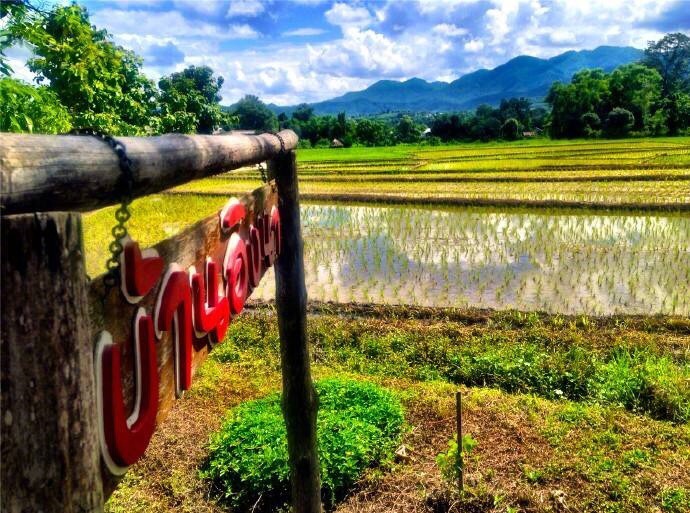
[{"left": 88, "top": 137, "right": 690, "bottom": 513}]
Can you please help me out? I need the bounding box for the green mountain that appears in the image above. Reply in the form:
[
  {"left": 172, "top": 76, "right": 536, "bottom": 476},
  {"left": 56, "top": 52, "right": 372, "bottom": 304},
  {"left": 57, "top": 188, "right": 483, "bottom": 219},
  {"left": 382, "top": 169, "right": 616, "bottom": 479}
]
[{"left": 273, "top": 46, "right": 643, "bottom": 116}]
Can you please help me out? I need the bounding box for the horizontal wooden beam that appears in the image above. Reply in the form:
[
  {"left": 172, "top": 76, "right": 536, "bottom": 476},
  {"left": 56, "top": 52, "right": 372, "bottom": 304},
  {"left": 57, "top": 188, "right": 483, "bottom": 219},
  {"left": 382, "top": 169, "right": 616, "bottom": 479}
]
[{"left": 0, "top": 130, "right": 297, "bottom": 214}]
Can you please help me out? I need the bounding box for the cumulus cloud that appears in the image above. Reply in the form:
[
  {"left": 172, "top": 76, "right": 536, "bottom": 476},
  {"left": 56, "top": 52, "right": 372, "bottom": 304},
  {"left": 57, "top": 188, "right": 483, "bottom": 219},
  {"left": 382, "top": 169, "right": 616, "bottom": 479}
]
[
  {"left": 325, "top": 2, "right": 374, "bottom": 30},
  {"left": 226, "top": 0, "right": 265, "bottom": 18},
  {"left": 432, "top": 23, "right": 469, "bottom": 37},
  {"left": 283, "top": 27, "right": 327, "bottom": 37},
  {"left": 36, "top": 0, "right": 683, "bottom": 106}
]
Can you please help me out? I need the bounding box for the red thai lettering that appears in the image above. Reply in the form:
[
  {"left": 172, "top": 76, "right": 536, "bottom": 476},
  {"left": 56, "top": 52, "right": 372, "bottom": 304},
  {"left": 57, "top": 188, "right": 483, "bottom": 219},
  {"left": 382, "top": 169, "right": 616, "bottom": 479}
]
[
  {"left": 224, "top": 232, "right": 249, "bottom": 315},
  {"left": 246, "top": 225, "right": 264, "bottom": 289},
  {"left": 97, "top": 309, "right": 158, "bottom": 473},
  {"left": 154, "top": 264, "right": 193, "bottom": 396},
  {"left": 120, "top": 239, "right": 164, "bottom": 304},
  {"left": 190, "top": 258, "right": 230, "bottom": 344},
  {"left": 219, "top": 198, "right": 246, "bottom": 233}
]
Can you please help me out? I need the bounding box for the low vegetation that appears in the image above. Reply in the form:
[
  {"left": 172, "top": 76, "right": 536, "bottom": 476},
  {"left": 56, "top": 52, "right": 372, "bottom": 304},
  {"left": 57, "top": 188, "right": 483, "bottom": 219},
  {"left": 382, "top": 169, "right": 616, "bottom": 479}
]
[
  {"left": 201, "top": 378, "right": 404, "bottom": 511},
  {"left": 105, "top": 306, "right": 690, "bottom": 513}
]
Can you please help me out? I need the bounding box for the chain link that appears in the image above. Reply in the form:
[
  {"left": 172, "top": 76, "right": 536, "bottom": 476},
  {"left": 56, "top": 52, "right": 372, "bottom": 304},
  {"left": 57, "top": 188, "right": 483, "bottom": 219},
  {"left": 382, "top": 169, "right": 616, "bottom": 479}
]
[
  {"left": 273, "top": 131, "right": 286, "bottom": 154},
  {"left": 71, "top": 128, "right": 135, "bottom": 289},
  {"left": 255, "top": 131, "right": 286, "bottom": 184},
  {"left": 257, "top": 162, "right": 268, "bottom": 183}
]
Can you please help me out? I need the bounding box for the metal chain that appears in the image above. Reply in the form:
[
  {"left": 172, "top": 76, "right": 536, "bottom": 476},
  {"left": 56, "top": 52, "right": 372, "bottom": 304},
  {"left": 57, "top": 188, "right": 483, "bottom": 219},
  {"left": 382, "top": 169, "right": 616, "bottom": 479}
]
[
  {"left": 257, "top": 162, "right": 268, "bottom": 183},
  {"left": 255, "top": 131, "right": 286, "bottom": 184},
  {"left": 71, "top": 128, "right": 135, "bottom": 289},
  {"left": 272, "top": 131, "right": 286, "bottom": 154}
]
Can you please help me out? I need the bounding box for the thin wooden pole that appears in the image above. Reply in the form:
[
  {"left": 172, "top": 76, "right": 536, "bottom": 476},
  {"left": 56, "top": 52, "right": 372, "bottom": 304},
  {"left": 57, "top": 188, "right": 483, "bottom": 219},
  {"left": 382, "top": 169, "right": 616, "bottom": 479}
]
[
  {"left": 269, "top": 152, "right": 322, "bottom": 513},
  {"left": 456, "top": 391, "right": 464, "bottom": 494},
  {"left": 1, "top": 212, "right": 104, "bottom": 512}
]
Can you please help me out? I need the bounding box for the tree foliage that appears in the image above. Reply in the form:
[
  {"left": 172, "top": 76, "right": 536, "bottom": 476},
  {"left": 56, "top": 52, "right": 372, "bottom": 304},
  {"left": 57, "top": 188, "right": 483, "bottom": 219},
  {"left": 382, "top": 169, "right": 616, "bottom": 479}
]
[
  {"left": 603, "top": 107, "right": 635, "bottom": 138},
  {"left": 394, "top": 115, "right": 423, "bottom": 143},
  {"left": 231, "top": 94, "right": 278, "bottom": 132},
  {"left": 13, "top": 5, "right": 158, "bottom": 134},
  {"left": 548, "top": 34, "right": 690, "bottom": 138},
  {"left": 0, "top": 76, "right": 71, "bottom": 133},
  {"left": 159, "top": 65, "right": 226, "bottom": 134}
]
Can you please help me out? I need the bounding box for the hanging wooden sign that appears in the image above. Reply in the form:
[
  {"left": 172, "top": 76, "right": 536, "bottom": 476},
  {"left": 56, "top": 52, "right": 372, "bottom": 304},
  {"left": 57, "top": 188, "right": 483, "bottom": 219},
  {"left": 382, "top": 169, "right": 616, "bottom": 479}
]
[{"left": 88, "top": 181, "right": 280, "bottom": 484}]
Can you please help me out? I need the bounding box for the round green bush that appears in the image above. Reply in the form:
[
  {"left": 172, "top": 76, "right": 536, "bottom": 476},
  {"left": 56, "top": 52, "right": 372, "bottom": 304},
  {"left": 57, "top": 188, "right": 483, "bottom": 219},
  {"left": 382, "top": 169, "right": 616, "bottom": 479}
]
[{"left": 202, "top": 378, "right": 404, "bottom": 511}]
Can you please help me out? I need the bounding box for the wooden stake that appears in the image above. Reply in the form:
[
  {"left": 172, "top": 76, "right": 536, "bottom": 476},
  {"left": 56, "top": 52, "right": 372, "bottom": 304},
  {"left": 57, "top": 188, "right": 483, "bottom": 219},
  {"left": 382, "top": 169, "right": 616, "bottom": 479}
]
[
  {"left": 270, "top": 152, "right": 323, "bottom": 513},
  {"left": 1, "top": 212, "right": 104, "bottom": 512},
  {"left": 456, "top": 391, "right": 464, "bottom": 494}
]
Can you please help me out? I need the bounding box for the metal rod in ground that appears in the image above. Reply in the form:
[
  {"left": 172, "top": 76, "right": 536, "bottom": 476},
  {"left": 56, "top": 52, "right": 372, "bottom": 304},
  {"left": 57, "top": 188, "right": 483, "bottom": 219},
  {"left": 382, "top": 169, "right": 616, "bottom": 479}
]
[{"left": 456, "top": 390, "right": 464, "bottom": 494}]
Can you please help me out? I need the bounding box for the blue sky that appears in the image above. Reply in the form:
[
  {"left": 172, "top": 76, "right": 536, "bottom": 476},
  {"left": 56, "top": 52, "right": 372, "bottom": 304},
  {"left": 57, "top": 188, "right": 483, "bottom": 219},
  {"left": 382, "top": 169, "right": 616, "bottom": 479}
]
[{"left": 7, "top": 0, "right": 690, "bottom": 105}]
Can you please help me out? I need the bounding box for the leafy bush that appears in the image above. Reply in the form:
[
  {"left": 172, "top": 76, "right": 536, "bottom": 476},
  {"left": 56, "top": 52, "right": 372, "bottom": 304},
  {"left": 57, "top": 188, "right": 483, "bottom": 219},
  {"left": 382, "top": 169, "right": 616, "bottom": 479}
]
[
  {"left": 0, "top": 77, "right": 72, "bottom": 133},
  {"left": 202, "top": 378, "right": 404, "bottom": 511},
  {"left": 604, "top": 108, "right": 635, "bottom": 138}
]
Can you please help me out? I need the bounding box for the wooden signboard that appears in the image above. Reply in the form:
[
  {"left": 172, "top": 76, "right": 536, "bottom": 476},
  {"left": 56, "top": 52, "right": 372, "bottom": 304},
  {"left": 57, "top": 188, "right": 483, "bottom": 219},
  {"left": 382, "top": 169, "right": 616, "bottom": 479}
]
[
  {"left": 1, "top": 132, "right": 320, "bottom": 513},
  {"left": 88, "top": 181, "right": 280, "bottom": 491}
]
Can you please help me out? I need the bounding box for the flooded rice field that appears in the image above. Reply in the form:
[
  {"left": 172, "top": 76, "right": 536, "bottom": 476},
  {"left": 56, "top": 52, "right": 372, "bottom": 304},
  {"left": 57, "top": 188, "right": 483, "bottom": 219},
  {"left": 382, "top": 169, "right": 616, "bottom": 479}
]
[{"left": 252, "top": 203, "right": 690, "bottom": 315}]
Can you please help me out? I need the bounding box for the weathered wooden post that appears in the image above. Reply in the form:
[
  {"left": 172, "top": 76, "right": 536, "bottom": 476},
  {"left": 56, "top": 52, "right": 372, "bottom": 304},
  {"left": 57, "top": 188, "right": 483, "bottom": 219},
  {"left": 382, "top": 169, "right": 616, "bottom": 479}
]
[
  {"left": 270, "top": 151, "right": 323, "bottom": 513},
  {"left": 1, "top": 212, "right": 104, "bottom": 513}
]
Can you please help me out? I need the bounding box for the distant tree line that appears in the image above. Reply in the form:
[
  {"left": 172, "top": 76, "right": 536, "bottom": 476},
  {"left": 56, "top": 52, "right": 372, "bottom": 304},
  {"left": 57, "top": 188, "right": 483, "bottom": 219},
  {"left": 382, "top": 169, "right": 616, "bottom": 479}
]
[
  {"left": 546, "top": 33, "right": 690, "bottom": 138},
  {"left": 427, "top": 98, "right": 548, "bottom": 142}
]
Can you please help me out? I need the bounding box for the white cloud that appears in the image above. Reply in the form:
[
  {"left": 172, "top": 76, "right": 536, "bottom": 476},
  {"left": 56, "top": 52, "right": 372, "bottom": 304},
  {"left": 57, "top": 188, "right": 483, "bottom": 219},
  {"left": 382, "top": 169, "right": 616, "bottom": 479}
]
[
  {"left": 432, "top": 23, "right": 468, "bottom": 37},
  {"left": 325, "top": 2, "right": 374, "bottom": 30},
  {"left": 12, "top": 0, "right": 679, "bottom": 107},
  {"left": 226, "top": 0, "right": 265, "bottom": 18},
  {"left": 464, "top": 38, "right": 485, "bottom": 52},
  {"left": 227, "top": 24, "right": 261, "bottom": 39},
  {"left": 92, "top": 9, "right": 225, "bottom": 39},
  {"left": 549, "top": 29, "right": 576, "bottom": 45},
  {"left": 485, "top": 0, "right": 519, "bottom": 45},
  {"left": 282, "top": 27, "right": 327, "bottom": 37}
]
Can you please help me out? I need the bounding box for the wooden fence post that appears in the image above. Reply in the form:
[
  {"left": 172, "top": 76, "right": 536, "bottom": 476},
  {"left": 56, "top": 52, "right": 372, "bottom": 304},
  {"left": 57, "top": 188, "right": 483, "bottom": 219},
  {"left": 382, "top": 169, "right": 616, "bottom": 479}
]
[
  {"left": 270, "top": 152, "right": 323, "bottom": 513},
  {"left": 1, "top": 212, "right": 104, "bottom": 513}
]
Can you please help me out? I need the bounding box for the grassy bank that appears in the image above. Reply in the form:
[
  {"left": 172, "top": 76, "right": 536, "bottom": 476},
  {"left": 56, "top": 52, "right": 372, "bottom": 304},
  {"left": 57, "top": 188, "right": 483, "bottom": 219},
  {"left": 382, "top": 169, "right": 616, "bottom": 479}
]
[{"left": 105, "top": 306, "right": 690, "bottom": 513}]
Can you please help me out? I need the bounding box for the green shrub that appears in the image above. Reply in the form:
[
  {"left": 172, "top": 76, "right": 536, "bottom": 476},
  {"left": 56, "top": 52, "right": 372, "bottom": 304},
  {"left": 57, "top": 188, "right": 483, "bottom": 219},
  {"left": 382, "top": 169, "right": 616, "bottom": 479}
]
[
  {"left": 202, "top": 378, "right": 404, "bottom": 511},
  {"left": 436, "top": 434, "right": 478, "bottom": 483}
]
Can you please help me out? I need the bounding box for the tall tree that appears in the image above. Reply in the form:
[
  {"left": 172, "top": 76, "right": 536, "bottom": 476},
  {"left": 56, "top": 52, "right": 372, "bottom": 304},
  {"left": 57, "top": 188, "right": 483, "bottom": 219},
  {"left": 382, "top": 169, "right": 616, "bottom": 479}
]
[
  {"left": 644, "top": 33, "right": 690, "bottom": 134},
  {"left": 232, "top": 95, "right": 278, "bottom": 132},
  {"left": 11, "top": 4, "right": 158, "bottom": 134},
  {"left": 608, "top": 64, "right": 662, "bottom": 132},
  {"left": 644, "top": 33, "right": 690, "bottom": 96},
  {"left": 395, "top": 115, "right": 422, "bottom": 143},
  {"left": 159, "top": 65, "right": 226, "bottom": 134},
  {"left": 292, "top": 103, "right": 314, "bottom": 123}
]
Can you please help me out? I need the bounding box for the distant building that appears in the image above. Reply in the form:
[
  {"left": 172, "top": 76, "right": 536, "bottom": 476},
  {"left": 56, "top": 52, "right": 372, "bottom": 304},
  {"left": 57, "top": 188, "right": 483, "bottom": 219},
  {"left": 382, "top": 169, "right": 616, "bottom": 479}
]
[
  {"left": 330, "top": 138, "right": 344, "bottom": 148},
  {"left": 213, "top": 128, "right": 257, "bottom": 136}
]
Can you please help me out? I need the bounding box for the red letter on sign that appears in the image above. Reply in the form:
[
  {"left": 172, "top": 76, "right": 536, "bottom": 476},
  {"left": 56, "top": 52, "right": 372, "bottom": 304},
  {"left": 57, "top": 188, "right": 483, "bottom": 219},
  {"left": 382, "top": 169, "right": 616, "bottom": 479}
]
[
  {"left": 224, "top": 232, "right": 249, "bottom": 315},
  {"left": 246, "top": 225, "right": 264, "bottom": 289},
  {"left": 219, "top": 198, "right": 246, "bottom": 233},
  {"left": 96, "top": 309, "right": 159, "bottom": 474},
  {"left": 120, "top": 238, "right": 164, "bottom": 304},
  {"left": 190, "top": 259, "right": 230, "bottom": 344},
  {"left": 154, "top": 264, "right": 193, "bottom": 396}
]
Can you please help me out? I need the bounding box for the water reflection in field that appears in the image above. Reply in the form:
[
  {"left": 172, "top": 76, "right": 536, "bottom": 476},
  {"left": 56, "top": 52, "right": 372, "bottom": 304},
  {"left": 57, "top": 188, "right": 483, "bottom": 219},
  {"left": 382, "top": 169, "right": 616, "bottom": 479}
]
[{"left": 251, "top": 204, "right": 690, "bottom": 315}]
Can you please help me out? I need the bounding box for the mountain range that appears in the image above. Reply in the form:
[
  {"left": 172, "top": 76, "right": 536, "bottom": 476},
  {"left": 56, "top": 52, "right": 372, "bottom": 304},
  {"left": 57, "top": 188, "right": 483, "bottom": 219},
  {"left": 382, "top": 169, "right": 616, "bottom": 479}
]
[{"left": 271, "top": 46, "right": 643, "bottom": 116}]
